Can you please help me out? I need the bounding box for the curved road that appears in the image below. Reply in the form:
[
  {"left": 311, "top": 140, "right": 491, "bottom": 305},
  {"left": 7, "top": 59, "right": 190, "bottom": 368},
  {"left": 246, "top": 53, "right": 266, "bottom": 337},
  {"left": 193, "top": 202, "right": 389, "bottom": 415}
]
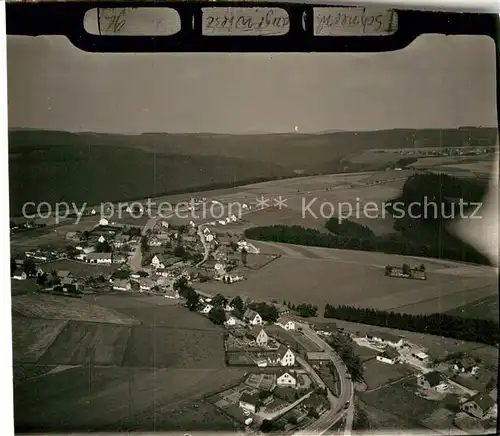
[{"left": 294, "top": 324, "right": 354, "bottom": 436}]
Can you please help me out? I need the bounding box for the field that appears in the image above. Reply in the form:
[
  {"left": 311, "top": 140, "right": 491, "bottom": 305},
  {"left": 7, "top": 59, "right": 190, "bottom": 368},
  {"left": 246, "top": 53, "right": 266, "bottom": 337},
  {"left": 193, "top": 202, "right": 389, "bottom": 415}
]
[
  {"left": 360, "top": 377, "right": 440, "bottom": 425},
  {"left": 14, "top": 365, "right": 247, "bottom": 432},
  {"left": 42, "top": 259, "right": 118, "bottom": 277},
  {"left": 362, "top": 359, "right": 415, "bottom": 391},
  {"left": 196, "top": 242, "right": 498, "bottom": 317},
  {"left": 38, "top": 321, "right": 131, "bottom": 366},
  {"left": 12, "top": 317, "right": 68, "bottom": 362},
  {"left": 446, "top": 294, "right": 499, "bottom": 322},
  {"left": 12, "top": 293, "right": 139, "bottom": 325}
]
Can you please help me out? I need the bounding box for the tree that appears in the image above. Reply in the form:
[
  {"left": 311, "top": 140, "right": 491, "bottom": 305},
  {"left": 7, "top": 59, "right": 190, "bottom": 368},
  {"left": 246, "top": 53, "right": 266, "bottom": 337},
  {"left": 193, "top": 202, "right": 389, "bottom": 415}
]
[
  {"left": 229, "top": 241, "right": 238, "bottom": 251},
  {"left": 36, "top": 273, "right": 47, "bottom": 286},
  {"left": 173, "top": 244, "right": 186, "bottom": 258},
  {"left": 10, "top": 258, "right": 17, "bottom": 277},
  {"left": 212, "top": 294, "right": 227, "bottom": 307},
  {"left": 402, "top": 263, "right": 411, "bottom": 275},
  {"left": 231, "top": 296, "right": 244, "bottom": 314},
  {"left": 241, "top": 248, "right": 248, "bottom": 266},
  {"left": 173, "top": 276, "right": 189, "bottom": 293},
  {"left": 419, "top": 263, "right": 426, "bottom": 272},
  {"left": 23, "top": 258, "right": 37, "bottom": 277},
  {"left": 185, "top": 287, "right": 200, "bottom": 311},
  {"left": 140, "top": 236, "right": 149, "bottom": 254},
  {"left": 82, "top": 230, "right": 90, "bottom": 240},
  {"left": 385, "top": 265, "right": 392, "bottom": 276},
  {"left": 208, "top": 306, "right": 226, "bottom": 325},
  {"left": 65, "top": 245, "right": 78, "bottom": 259},
  {"left": 96, "top": 241, "right": 112, "bottom": 253}
]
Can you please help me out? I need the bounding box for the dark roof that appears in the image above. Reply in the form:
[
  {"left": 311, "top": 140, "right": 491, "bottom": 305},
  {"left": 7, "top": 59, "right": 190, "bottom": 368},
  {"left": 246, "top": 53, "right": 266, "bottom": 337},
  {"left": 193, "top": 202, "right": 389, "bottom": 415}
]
[
  {"left": 422, "top": 371, "right": 444, "bottom": 387},
  {"left": 471, "top": 393, "right": 495, "bottom": 411},
  {"left": 244, "top": 308, "right": 259, "bottom": 320},
  {"left": 239, "top": 392, "right": 259, "bottom": 405},
  {"left": 248, "top": 326, "right": 266, "bottom": 339},
  {"left": 380, "top": 347, "right": 399, "bottom": 359},
  {"left": 367, "top": 330, "right": 401, "bottom": 343}
]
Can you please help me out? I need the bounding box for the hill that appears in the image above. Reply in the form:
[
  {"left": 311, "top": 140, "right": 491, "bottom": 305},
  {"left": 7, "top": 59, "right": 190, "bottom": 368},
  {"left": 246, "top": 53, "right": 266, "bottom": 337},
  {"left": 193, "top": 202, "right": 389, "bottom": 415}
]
[{"left": 8, "top": 127, "right": 497, "bottom": 215}]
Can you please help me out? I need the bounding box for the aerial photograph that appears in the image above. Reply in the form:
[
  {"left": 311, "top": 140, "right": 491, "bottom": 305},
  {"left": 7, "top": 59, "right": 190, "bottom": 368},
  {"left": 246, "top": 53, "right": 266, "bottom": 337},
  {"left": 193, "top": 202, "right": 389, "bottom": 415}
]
[{"left": 7, "top": 21, "right": 499, "bottom": 436}]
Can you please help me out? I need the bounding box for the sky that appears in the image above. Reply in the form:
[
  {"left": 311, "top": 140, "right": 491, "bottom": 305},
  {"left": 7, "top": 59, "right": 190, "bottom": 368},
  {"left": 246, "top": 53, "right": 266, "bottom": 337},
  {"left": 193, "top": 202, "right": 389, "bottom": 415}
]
[{"left": 6, "top": 33, "right": 498, "bottom": 134}]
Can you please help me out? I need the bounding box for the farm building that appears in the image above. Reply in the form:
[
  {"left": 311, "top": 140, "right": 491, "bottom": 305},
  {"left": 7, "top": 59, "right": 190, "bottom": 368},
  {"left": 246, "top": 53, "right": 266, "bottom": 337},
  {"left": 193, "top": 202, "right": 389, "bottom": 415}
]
[
  {"left": 273, "top": 303, "right": 290, "bottom": 317},
  {"left": 239, "top": 393, "right": 260, "bottom": 413},
  {"left": 85, "top": 253, "right": 112, "bottom": 264},
  {"left": 99, "top": 218, "right": 109, "bottom": 226},
  {"left": 411, "top": 351, "right": 430, "bottom": 365},
  {"left": 243, "top": 308, "right": 263, "bottom": 325},
  {"left": 225, "top": 314, "right": 238, "bottom": 326},
  {"left": 303, "top": 393, "right": 328, "bottom": 416},
  {"left": 201, "top": 304, "right": 214, "bottom": 314},
  {"left": 247, "top": 327, "right": 269, "bottom": 346},
  {"left": 112, "top": 279, "right": 131, "bottom": 291},
  {"left": 276, "top": 316, "right": 296, "bottom": 331},
  {"left": 365, "top": 331, "right": 403, "bottom": 348},
  {"left": 376, "top": 347, "right": 400, "bottom": 365},
  {"left": 461, "top": 393, "right": 496, "bottom": 419},
  {"left": 276, "top": 370, "right": 297, "bottom": 388},
  {"left": 453, "top": 357, "right": 480, "bottom": 375},
  {"left": 417, "top": 371, "right": 448, "bottom": 392},
  {"left": 306, "top": 351, "right": 331, "bottom": 364},
  {"left": 12, "top": 269, "right": 27, "bottom": 280}
]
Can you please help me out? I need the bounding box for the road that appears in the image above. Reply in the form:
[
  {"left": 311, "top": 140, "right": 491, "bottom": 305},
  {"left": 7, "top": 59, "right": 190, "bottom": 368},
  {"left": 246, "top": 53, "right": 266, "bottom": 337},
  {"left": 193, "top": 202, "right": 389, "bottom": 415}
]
[
  {"left": 196, "top": 224, "right": 210, "bottom": 267},
  {"left": 294, "top": 324, "right": 354, "bottom": 436},
  {"left": 128, "top": 214, "right": 167, "bottom": 271}
]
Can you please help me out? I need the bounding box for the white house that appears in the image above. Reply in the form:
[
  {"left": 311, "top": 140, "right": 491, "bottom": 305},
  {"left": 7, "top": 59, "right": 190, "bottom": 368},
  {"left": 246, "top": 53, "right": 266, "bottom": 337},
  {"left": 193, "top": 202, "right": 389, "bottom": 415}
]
[
  {"left": 112, "top": 279, "right": 131, "bottom": 291},
  {"left": 98, "top": 235, "right": 106, "bottom": 243},
  {"left": 453, "top": 357, "right": 480, "bottom": 375},
  {"left": 139, "top": 278, "right": 155, "bottom": 291},
  {"left": 230, "top": 214, "right": 237, "bottom": 222},
  {"left": 277, "top": 346, "right": 296, "bottom": 366},
  {"left": 160, "top": 220, "right": 169, "bottom": 228},
  {"left": 83, "top": 246, "right": 95, "bottom": 254},
  {"left": 12, "top": 270, "right": 27, "bottom": 280},
  {"left": 224, "top": 303, "right": 235, "bottom": 312},
  {"left": 376, "top": 347, "right": 400, "bottom": 365},
  {"left": 276, "top": 316, "right": 296, "bottom": 331},
  {"left": 202, "top": 304, "right": 214, "bottom": 314},
  {"left": 248, "top": 327, "right": 268, "bottom": 346},
  {"left": 86, "top": 253, "right": 112, "bottom": 264},
  {"left": 214, "top": 263, "right": 226, "bottom": 276},
  {"left": 206, "top": 234, "right": 214, "bottom": 242},
  {"left": 224, "top": 314, "right": 237, "bottom": 326},
  {"left": 243, "top": 308, "right": 263, "bottom": 325},
  {"left": 99, "top": 218, "right": 109, "bottom": 226},
  {"left": 365, "top": 331, "right": 404, "bottom": 348},
  {"left": 276, "top": 370, "right": 297, "bottom": 388},
  {"left": 148, "top": 236, "right": 162, "bottom": 247},
  {"left": 151, "top": 254, "right": 166, "bottom": 269}
]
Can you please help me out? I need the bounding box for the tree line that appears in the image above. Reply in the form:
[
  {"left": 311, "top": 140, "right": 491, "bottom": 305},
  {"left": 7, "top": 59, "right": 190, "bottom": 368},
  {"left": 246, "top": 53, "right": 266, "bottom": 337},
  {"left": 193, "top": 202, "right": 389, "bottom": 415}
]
[
  {"left": 327, "top": 333, "right": 364, "bottom": 382},
  {"left": 324, "top": 304, "right": 499, "bottom": 346},
  {"left": 244, "top": 223, "right": 489, "bottom": 265}
]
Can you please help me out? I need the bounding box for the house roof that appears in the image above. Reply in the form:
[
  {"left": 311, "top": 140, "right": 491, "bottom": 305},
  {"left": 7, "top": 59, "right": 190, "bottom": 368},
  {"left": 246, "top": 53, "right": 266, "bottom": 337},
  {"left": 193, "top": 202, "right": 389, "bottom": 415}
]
[
  {"left": 113, "top": 279, "right": 130, "bottom": 287},
  {"left": 277, "top": 369, "right": 296, "bottom": 380},
  {"left": 240, "top": 392, "right": 259, "bottom": 405},
  {"left": 87, "top": 252, "right": 112, "bottom": 259},
  {"left": 421, "top": 371, "right": 444, "bottom": 387},
  {"left": 244, "top": 308, "right": 260, "bottom": 320},
  {"left": 61, "top": 277, "right": 74, "bottom": 285},
  {"left": 13, "top": 269, "right": 25, "bottom": 276},
  {"left": 456, "top": 357, "right": 478, "bottom": 369},
  {"left": 380, "top": 347, "right": 399, "bottom": 359},
  {"left": 248, "top": 326, "right": 266, "bottom": 339},
  {"left": 306, "top": 351, "right": 331, "bottom": 361},
  {"left": 274, "top": 304, "right": 289, "bottom": 313},
  {"left": 57, "top": 270, "right": 71, "bottom": 278},
  {"left": 277, "top": 345, "right": 293, "bottom": 357},
  {"left": 367, "top": 330, "right": 401, "bottom": 343},
  {"left": 278, "top": 315, "right": 294, "bottom": 324},
  {"left": 471, "top": 393, "right": 495, "bottom": 411}
]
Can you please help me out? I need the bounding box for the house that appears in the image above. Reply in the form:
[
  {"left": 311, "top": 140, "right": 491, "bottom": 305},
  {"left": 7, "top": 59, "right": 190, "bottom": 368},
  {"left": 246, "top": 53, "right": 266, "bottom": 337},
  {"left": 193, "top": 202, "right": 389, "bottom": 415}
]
[
  {"left": 148, "top": 236, "right": 162, "bottom": 247},
  {"left": 248, "top": 327, "right": 268, "bottom": 346},
  {"left": 164, "top": 288, "right": 180, "bottom": 299},
  {"left": 112, "top": 279, "right": 131, "bottom": 291},
  {"left": 113, "top": 234, "right": 129, "bottom": 248},
  {"left": 276, "top": 316, "right": 296, "bottom": 331},
  {"left": 243, "top": 308, "right": 263, "bottom": 325},
  {"left": 12, "top": 269, "right": 27, "bottom": 280},
  {"left": 214, "top": 263, "right": 226, "bottom": 276},
  {"left": 86, "top": 253, "right": 113, "bottom": 264},
  {"left": 412, "top": 352, "right": 430, "bottom": 366},
  {"left": 61, "top": 277, "right": 74, "bottom": 286},
  {"left": 98, "top": 235, "right": 106, "bottom": 243},
  {"left": 65, "top": 231, "right": 80, "bottom": 241},
  {"left": 224, "top": 313, "right": 237, "bottom": 326},
  {"left": 274, "top": 304, "right": 290, "bottom": 317},
  {"left": 139, "top": 278, "right": 155, "bottom": 291},
  {"left": 376, "top": 347, "right": 400, "bottom": 365},
  {"left": 461, "top": 393, "right": 496, "bottom": 419},
  {"left": 303, "top": 393, "right": 327, "bottom": 415},
  {"left": 99, "top": 218, "right": 109, "bottom": 226},
  {"left": 453, "top": 357, "right": 480, "bottom": 375},
  {"left": 276, "top": 370, "right": 297, "bottom": 388},
  {"left": 83, "top": 246, "right": 95, "bottom": 254},
  {"left": 277, "top": 345, "right": 296, "bottom": 366},
  {"left": 151, "top": 254, "right": 166, "bottom": 269},
  {"left": 306, "top": 351, "right": 331, "bottom": 363},
  {"left": 201, "top": 304, "right": 213, "bottom": 314},
  {"left": 239, "top": 392, "right": 260, "bottom": 414},
  {"left": 417, "top": 371, "right": 448, "bottom": 391},
  {"left": 57, "top": 270, "right": 72, "bottom": 279},
  {"left": 365, "top": 331, "right": 404, "bottom": 348},
  {"left": 224, "top": 303, "right": 235, "bottom": 312},
  {"left": 206, "top": 234, "right": 214, "bottom": 242},
  {"left": 112, "top": 254, "right": 127, "bottom": 264}
]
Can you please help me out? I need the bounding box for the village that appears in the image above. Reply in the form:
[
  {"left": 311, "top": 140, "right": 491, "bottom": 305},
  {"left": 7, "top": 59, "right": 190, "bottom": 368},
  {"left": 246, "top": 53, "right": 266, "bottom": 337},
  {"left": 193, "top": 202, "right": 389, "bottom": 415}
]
[{"left": 9, "top": 209, "right": 498, "bottom": 435}]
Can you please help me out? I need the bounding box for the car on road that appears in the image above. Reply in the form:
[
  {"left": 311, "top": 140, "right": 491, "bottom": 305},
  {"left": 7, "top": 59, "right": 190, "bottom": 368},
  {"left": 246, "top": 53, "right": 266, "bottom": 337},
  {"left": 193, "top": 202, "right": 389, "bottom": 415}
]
[{"left": 344, "top": 401, "right": 350, "bottom": 409}]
